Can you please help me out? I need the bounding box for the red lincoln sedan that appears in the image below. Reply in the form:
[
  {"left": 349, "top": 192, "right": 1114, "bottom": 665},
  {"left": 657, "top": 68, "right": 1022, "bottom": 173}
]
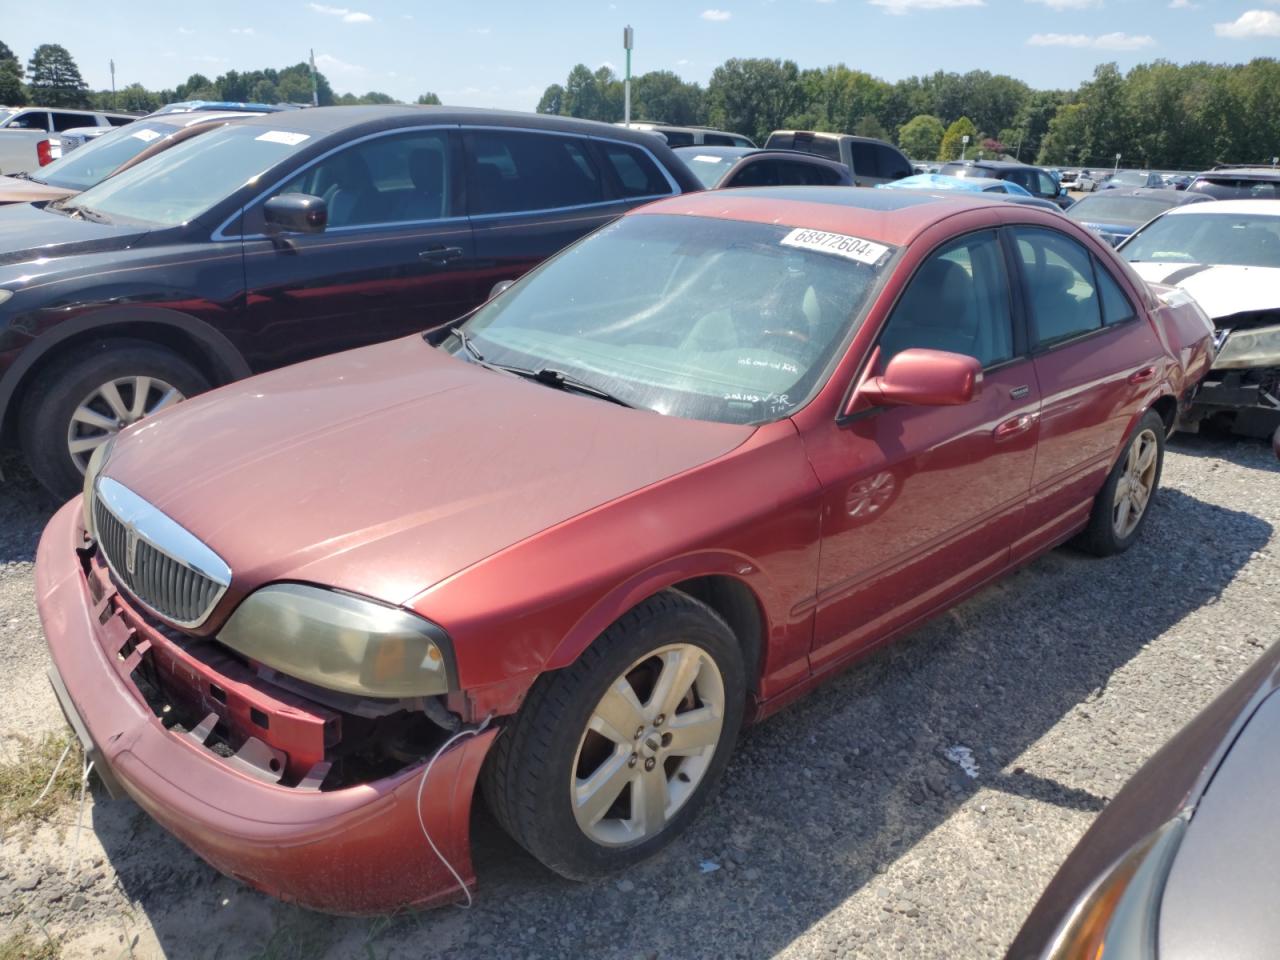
[{"left": 35, "top": 187, "right": 1215, "bottom": 914}]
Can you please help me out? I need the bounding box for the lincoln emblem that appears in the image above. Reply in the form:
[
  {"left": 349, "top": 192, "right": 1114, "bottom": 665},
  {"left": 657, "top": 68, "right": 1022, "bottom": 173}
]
[{"left": 125, "top": 525, "right": 138, "bottom": 576}]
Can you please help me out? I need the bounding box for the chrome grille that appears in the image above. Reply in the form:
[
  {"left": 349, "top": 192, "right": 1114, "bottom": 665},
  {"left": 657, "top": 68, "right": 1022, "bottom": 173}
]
[{"left": 91, "top": 477, "right": 231, "bottom": 627}]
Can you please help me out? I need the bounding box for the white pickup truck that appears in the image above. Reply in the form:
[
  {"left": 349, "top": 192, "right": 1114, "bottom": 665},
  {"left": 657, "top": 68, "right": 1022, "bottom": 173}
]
[{"left": 0, "top": 106, "right": 135, "bottom": 174}]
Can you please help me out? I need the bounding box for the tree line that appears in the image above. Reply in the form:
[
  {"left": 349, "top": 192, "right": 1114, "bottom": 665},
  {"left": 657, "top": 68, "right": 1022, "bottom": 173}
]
[
  {"left": 537, "top": 57, "right": 1280, "bottom": 171},
  {"left": 0, "top": 40, "right": 440, "bottom": 114}
]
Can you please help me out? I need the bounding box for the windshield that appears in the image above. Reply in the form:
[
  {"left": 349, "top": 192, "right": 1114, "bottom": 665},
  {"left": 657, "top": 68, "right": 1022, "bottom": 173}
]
[
  {"left": 450, "top": 214, "right": 892, "bottom": 425},
  {"left": 1122, "top": 212, "right": 1280, "bottom": 268},
  {"left": 62, "top": 123, "right": 313, "bottom": 226},
  {"left": 679, "top": 152, "right": 738, "bottom": 188},
  {"left": 1108, "top": 171, "right": 1151, "bottom": 188},
  {"left": 36, "top": 122, "right": 180, "bottom": 191},
  {"left": 1068, "top": 194, "right": 1175, "bottom": 226}
]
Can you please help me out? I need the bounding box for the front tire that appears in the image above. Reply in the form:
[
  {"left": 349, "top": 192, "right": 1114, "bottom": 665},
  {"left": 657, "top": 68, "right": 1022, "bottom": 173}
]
[
  {"left": 1078, "top": 409, "right": 1165, "bottom": 557},
  {"left": 483, "top": 591, "right": 746, "bottom": 881},
  {"left": 19, "top": 340, "right": 209, "bottom": 499}
]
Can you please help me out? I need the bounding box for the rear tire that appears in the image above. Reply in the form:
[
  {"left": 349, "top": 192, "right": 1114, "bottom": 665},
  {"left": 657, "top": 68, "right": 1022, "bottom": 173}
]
[
  {"left": 1078, "top": 409, "right": 1165, "bottom": 557},
  {"left": 19, "top": 340, "right": 209, "bottom": 500},
  {"left": 483, "top": 591, "right": 745, "bottom": 881}
]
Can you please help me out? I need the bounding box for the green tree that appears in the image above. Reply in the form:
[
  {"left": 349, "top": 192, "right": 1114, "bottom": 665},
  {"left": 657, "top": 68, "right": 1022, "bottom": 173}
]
[
  {"left": 0, "top": 60, "right": 23, "bottom": 104},
  {"left": 416, "top": 92, "right": 441, "bottom": 105},
  {"left": 632, "top": 70, "right": 704, "bottom": 125},
  {"left": 897, "top": 114, "right": 946, "bottom": 160},
  {"left": 1037, "top": 102, "right": 1088, "bottom": 165},
  {"left": 706, "top": 58, "right": 804, "bottom": 144},
  {"left": 564, "top": 64, "right": 603, "bottom": 119},
  {"left": 938, "top": 116, "right": 979, "bottom": 161},
  {"left": 118, "top": 82, "right": 160, "bottom": 112},
  {"left": 0, "top": 40, "right": 21, "bottom": 77},
  {"left": 26, "top": 43, "right": 88, "bottom": 107},
  {"left": 536, "top": 83, "right": 564, "bottom": 114}
]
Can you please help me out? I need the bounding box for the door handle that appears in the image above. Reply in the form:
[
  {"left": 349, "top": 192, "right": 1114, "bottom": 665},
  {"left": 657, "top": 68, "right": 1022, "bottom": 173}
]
[
  {"left": 1010, "top": 384, "right": 1031, "bottom": 400},
  {"left": 994, "top": 413, "right": 1037, "bottom": 441},
  {"left": 419, "top": 245, "right": 464, "bottom": 263},
  {"left": 1128, "top": 366, "right": 1157, "bottom": 384}
]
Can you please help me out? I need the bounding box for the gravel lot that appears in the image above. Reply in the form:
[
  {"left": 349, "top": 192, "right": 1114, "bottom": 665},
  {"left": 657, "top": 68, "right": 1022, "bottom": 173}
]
[{"left": 1, "top": 434, "right": 1277, "bottom": 960}]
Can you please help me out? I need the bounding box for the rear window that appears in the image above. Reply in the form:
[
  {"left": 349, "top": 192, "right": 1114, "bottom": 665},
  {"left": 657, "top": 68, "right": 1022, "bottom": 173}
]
[
  {"left": 656, "top": 129, "right": 694, "bottom": 147},
  {"left": 37, "top": 122, "right": 182, "bottom": 191},
  {"left": 467, "top": 131, "right": 604, "bottom": 214},
  {"left": 599, "top": 142, "right": 670, "bottom": 198},
  {"left": 1067, "top": 195, "right": 1176, "bottom": 226},
  {"left": 790, "top": 135, "right": 841, "bottom": 163},
  {"left": 874, "top": 144, "right": 911, "bottom": 180},
  {"left": 1187, "top": 177, "right": 1280, "bottom": 201},
  {"left": 106, "top": 116, "right": 134, "bottom": 127}
]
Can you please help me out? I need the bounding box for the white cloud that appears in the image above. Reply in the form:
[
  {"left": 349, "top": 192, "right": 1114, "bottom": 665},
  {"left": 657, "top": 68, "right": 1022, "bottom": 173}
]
[
  {"left": 700, "top": 9, "right": 732, "bottom": 20},
  {"left": 471, "top": 26, "right": 492, "bottom": 34},
  {"left": 1027, "top": 31, "right": 1154, "bottom": 49},
  {"left": 308, "top": 3, "right": 373, "bottom": 23},
  {"left": 869, "top": 0, "right": 984, "bottom": 14},
  {"left": 1167, "top": 0, "right": 1198, "bottom": 8},
  {"left": 230, "top": 27, "right": 255, "bottom": 35},
  {"left": 177, "top": 26, "right": 195, "bottom": 34},
  {"left": 1026, "top": 0, "right": 1099, "bottom": 9},
  {"left": 816, "top": 0, "right": 836, "bottom": 4},
  {"left": 676, "top": 58, "right": 691, "bottom": 65},
  {"left": 1215, "top": 10, "right": 1280, "bottom": 37},
  {"left": 315, "top": 52, "right": 365, "bottom": 73}
]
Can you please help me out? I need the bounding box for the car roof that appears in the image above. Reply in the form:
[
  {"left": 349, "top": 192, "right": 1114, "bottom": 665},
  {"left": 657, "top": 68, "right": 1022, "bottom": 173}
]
[
  {"left": 1161, "top": 198, "right": 1280, "bottom": 217},
  {"left": 946, "top": 159, "right": 1043, "bottom": 172},
  {"left": 635, "top": 186, "right": 1014, "bottom": 246},
  {"left": 673, "top": 145, "right": 757, "bottom": 159},
  {"left": 1195, "top": 167, "right": 1280, "bottom": 181},
  {"left": 1077, "top": 187, "right": 1182, "bottom": 201},
  {"left": 231, "top": 105, "right": 664, "bottom": 141}
]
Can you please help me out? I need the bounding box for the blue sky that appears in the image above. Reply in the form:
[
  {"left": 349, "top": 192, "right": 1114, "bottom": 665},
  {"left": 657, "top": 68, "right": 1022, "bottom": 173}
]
[{"left": 7, "top": 1, "right": 1279, "bottom": 109}]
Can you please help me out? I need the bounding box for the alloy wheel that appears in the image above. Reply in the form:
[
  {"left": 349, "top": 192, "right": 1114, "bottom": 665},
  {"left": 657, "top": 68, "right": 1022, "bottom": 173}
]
[
  {"left": 66, "top": 376, "right": 185, "bottom": 473},
  {"left": 571, "top": 643, "right": 725, "bottom": 847},
  {"left": 1112, "top": 428, "right": 1158, "bottom": 539}
]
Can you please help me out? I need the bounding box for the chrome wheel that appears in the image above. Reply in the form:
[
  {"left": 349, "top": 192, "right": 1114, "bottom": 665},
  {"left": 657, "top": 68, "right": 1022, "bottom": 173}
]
[
  {"left": 66, "top": 376, "right": 184, "bottom": 473},
  {"left": 1112, "top": 428, "right": 1158, "bottom": 539},
  {"left": 571, "top": 643, "right": 725, "bottom": 847}
]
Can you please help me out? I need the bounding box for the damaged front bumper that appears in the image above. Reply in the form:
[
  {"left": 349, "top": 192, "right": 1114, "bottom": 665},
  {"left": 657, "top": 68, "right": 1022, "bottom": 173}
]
[{"left": 35, "top": 499, "right": 497, "bottom": 916}]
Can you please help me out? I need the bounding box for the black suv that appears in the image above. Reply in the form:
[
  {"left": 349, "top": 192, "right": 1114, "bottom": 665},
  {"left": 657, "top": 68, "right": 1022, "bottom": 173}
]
[
  {"left": 939, "top": 159, "right": 1071, "bottom": 209},
  {"left": 1188, "top": 165, "right": 1280, "bottom": 201},
  {"left": 0, "top": 106, "right": 701, "bottom": 496}
]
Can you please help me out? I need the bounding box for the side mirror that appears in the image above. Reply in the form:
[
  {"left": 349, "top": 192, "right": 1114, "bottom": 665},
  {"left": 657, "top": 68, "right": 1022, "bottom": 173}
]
[
  {"left": 852, "top": 348, "right": 981, "bottom": 412},
  {"left": 264, "top": 193, "right": 327, "bottom": 234},
  {"left": 489, "top": 279, "right": 515, "bottom": 299}
]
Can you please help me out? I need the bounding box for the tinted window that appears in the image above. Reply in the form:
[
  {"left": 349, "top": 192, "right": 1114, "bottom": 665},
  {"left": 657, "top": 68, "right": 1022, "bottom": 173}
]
[
  {"left": 52, "top": 112, "right": 89, "bottom": 132},
  {"left": 1036, "top": 172, "right": 1058, "bottom": 197},
  {"left": 875, "top": 144, "right": 911, "bottom": 180},
  {"left": 1005, "top": 168, "right": 1038, "bottom": 193},
  {"left": 727, "top": 159, "right": 838, "bottom": 188},
  {"left": 468, "top": 131, "right": 604, "bottom": 214},
  {"left": 878, "top": 230, "right": 1014, "bottom": 368},
  {"left": 1097, "top": 261, "right": 1137, "bottom": 326},
  {"left": 278, "top": 130, "right": 452, "bottom": 227},
  {"left": 106, "top": 116, "right": 134, "bottom": 127},
  {"left": 702, "top": 133, "right": 735, "bottom": 147},
  {"left": 791, "top": 135, "right": 841, "bottom": 162},
  {"left": 849, "top": 141, "right": 877, "bottom": 177},
  {"left": 1015, "top": 227, "right": 1103, "bottom": 344},
  {"left": 6, "top": 110, "right": 48, "bottom": 130},
  {"left": 658, "top": 129, "right": 695, "bottom": 147},
  {"left": 598, "top": 141, "right": 669, "bottom": 198}
]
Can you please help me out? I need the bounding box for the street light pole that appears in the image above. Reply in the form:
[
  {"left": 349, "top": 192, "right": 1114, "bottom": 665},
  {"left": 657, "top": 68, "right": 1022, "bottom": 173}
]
[
  {"left": 109, "top": 59, "right": 116, "bottom": 109},
  {"left": 1114, "top": 152, "right": 1122, "bottom": 176},
  {"left": 961, "top": 134, "right": 970, "bottom": 162},
  {"left": 623, "top": 25, "right": 633, "bottom": 126}
]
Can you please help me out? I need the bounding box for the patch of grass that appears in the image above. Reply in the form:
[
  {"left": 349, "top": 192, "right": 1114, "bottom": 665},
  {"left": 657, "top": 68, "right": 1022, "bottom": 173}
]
[
  {"left": 0, "top": 732, "right": 84, "bottom": 835},
  {"left": 0, "top": 924, "right": 61, "bottom": 960}
]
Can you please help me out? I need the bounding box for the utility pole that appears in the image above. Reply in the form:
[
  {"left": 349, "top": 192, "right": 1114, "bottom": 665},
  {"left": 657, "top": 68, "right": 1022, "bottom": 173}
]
[
  {"left": 961, "top": 134, "right": 970, "bottom": 162},
  {"left": 109, "top": 59, "right": 116, "bottom": 108},
  {"left": 309, "top": 49, "right": 319, "bottom": 106},
  {"left": 1114, "top": 152, "right": 1122, "bottom": 175},
  {"left": 623, "top": 26, "right": 633, "bottom": 125}
]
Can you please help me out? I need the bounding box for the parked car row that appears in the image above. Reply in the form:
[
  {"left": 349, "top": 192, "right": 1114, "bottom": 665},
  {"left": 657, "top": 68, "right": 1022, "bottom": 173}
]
[
  {"left": 5, "top": 101, "right": 1269, "bottom": 930},
  {"left": 0, "top": 105, "right": 137, "bottom": 174}
]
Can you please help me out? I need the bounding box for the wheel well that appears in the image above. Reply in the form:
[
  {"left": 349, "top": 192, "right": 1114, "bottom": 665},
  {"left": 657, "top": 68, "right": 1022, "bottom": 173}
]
[
  {"left": 1151, "top": 394, "right": 1177, "bottom": 435},
  {"left": 2, "top": 322, "right": 231, "bottom": 447},
  {"left": 671, "top": 575, "right": 765, "bottom": 697}
]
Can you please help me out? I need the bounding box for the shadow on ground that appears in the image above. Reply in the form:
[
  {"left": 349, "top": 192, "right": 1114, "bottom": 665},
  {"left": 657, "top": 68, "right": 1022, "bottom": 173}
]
[{"left": 21, "top": 438, "right": 1272, "bottom": 960}]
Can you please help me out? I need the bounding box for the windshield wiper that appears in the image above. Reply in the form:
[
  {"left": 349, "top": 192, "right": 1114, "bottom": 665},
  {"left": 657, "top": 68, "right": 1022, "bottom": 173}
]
[
  {"left": 65, "top": 205, "right": 112, "bottom": 224},
  {"left": 448, "top": 330, "right": 634, "bottom": 408},
  {"left": 452, "top": 326, "right": 485, "bottom": 362}
]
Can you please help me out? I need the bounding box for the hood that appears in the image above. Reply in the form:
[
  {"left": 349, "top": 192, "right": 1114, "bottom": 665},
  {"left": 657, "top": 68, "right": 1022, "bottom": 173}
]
[
  {"left": 0, "top": 174, "right": 78, "bottom": 205},
  {"left": 101, "top": 336, "right": 754, "bottom": 613},
  {"left": 1128, "top": 262, "right": 1280, "bottom": 323},
  {"left": 0, "top": 199, "right": 148, "bottom": 267}
]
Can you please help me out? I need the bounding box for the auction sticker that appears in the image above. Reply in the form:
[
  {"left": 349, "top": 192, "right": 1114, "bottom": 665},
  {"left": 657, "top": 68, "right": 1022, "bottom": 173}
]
[
  {"left": 255, "top": 130, "right": 311, "bottom": 146},
  {"left": 130, "top": 128, "right": 162, "bottom": 142},
  {"left": 780, "top": 228, "right": 889, "bottom": 266}
]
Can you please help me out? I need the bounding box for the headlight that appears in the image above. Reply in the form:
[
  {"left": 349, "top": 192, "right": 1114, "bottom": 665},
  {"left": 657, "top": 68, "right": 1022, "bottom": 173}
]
[
  {"left": 218, "top": 583, "right": 455, "bottom": 698},
  {"left": 1043, "top": 817, "right": 1185, "bottom": 960},
  {"left": 81, "top": 438, "right": 115, "bottom": 537},
  {"left": 0, "top": 289, "right": 13, "bottom": 306},
  {"left": 1214, "top": 323, "right": 1280, "bottom": 370}
]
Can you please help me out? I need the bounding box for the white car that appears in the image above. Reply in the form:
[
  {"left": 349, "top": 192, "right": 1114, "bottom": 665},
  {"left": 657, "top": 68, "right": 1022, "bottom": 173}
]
[{"left": 1119, "top": 199, "right": 1280, "bottom": 436}]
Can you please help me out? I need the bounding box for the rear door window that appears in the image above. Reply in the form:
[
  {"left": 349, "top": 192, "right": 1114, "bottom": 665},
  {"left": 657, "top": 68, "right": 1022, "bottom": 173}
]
[
  {"left": 849, "top": 141, "right": 877, "bottom": 177},
  {"left": 1014, "top": 227, "right": 1104, "bottom": 345},
  {"left": 5, "top": 110, "right": 50, "bottom": 130},
  {"left": 467, "top": 131, "right": 605, "bottom": 214},
  {"left": 51, "top": 113, "right": 89, "bottom": 132},
  {"left": 874, "top": 144, "right": 911, "bottom": 180},
  {"left": 597, "top": 141, "right": 670, "bottom": 199}
]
